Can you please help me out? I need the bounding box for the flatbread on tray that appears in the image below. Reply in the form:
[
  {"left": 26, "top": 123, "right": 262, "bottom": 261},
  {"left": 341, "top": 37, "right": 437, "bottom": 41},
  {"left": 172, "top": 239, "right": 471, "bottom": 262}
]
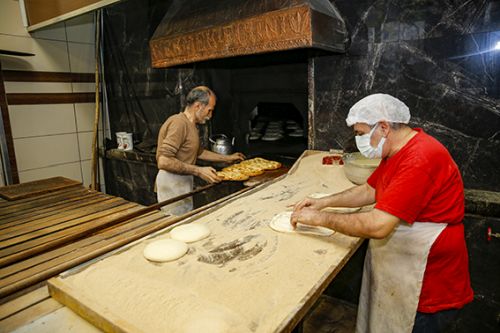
[
  {"left": 218, "top": 157, "right": 282, "bottom": 181},
  {"left": 216, "top": 170, "right": 249, "bottom": 181}
]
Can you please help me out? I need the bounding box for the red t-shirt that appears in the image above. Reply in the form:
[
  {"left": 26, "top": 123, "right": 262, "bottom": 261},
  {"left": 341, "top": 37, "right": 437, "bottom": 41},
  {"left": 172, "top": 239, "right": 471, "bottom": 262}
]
[{"left": 367, "top": 128, "right": 474, "bottom": 313}]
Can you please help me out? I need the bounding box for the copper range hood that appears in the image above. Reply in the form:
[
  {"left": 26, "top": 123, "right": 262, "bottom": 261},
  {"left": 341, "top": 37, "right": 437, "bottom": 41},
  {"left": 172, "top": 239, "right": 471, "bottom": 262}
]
[{"left": 149, "top": 0, "right": 348, "bottom": 68}]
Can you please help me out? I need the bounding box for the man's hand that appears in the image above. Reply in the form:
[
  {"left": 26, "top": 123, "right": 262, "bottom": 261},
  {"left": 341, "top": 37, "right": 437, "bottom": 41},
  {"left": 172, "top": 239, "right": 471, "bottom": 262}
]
[
  {"left": 196, "top": 166, "right": 221, "bottom": 183},
  {"left": 225, "top": 152, "right": 245, "bottom": 163},
  {"left": 293, "top": 197, "right": 323, "bottom": 212},
  {"left": 290, "top": 207, "right": 323, "bottom": 229}
]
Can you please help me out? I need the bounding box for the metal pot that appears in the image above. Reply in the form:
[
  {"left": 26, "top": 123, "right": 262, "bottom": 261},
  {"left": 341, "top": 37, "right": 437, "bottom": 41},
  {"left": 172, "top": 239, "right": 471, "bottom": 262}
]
[
  {"left": 342, "top": 152, "right": 381, "bottom": 185},
  {"left": 209, "top": 134, "right": 234, "bottom": 155}
]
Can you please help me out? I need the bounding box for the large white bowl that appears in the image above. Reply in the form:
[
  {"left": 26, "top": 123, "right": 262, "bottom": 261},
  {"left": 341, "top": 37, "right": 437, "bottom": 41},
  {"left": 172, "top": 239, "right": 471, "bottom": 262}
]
[{"left": 343, "top": 152, "right": 381, "bottom": 185}]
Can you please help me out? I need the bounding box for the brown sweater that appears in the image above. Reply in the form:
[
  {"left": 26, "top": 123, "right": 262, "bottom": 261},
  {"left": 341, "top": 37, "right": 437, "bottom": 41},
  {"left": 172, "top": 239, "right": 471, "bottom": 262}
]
[{"left": 156, "top": 113, "right": 202, "bottom": 165}]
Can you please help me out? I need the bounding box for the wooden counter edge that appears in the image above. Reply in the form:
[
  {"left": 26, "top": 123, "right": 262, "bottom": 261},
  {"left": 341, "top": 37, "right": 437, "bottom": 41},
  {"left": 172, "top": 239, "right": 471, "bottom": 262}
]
[
  {"left": 48, "top": 278, "right": 135, "bottom": 333},
  {"left": 276, "top": 238, "right": 365, "bottom": 333}
]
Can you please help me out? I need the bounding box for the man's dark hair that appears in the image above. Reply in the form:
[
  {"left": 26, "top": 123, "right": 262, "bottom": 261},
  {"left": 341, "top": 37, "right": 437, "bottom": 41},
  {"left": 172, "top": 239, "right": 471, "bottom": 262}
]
[
  {"left": 185, "top": 86, "right": 214, "bottom": 107},
  {"left": 389, "top": 122, "right": 406, "bottom": 130}
]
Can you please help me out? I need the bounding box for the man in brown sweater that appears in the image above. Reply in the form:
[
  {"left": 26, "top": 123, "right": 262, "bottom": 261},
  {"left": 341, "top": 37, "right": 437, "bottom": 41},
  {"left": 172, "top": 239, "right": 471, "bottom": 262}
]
[{"left": 156, "top": 86, "right": 244, "bottom": 215}]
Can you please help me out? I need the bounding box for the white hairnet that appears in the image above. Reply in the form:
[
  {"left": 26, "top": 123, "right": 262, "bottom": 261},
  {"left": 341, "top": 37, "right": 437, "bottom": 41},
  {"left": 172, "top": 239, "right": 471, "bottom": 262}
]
[{"left": 345, "top": 93, "right": 410, "bottom": 126}]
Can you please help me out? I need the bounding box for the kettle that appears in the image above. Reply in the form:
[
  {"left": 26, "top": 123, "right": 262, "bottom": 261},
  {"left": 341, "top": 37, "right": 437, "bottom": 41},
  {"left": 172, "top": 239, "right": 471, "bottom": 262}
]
[{"left": 209, "top": 134, "right": 234, "bottom": 155}]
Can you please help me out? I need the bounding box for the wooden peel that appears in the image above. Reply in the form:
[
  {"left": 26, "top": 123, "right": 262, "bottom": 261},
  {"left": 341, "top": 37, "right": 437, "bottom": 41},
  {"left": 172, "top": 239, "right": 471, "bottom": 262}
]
[
  {"left": 0, "top": 177, "right": 81, "bottom": 201},
  {"left": 0, "top": 183, "right": 217, "bottom": 268},
  {"left": 243, "top": 166, "right": 290, "bottom": 186}
]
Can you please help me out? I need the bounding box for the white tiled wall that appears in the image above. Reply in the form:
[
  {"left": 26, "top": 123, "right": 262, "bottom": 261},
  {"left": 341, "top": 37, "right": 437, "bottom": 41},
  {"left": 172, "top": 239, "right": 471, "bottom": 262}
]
[
  {"left": 0, "top": 1, "right": 105, "bottom": 190},
  {"left": 4, "top": 81, "right": 72, "bottom": 93},
  {"left": 9, "top": 104, "right": 77, "bottom": 137}
]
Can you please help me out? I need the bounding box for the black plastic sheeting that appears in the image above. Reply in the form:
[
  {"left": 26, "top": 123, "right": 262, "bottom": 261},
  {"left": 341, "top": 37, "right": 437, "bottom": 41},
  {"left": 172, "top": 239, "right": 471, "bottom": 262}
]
[
  {"left": 102, "top": 0, "right": 213, "bottom": 153},
  {"left": 151, "top": 0, "right": 347, "bottom": 42},
  {"left": 101, "top": 0, "right": 216, "bottom": 204}
]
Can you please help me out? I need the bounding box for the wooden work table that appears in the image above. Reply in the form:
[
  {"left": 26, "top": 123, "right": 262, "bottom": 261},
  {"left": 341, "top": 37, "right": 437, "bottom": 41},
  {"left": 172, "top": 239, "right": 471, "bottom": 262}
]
[
  {"left": 42, "top": 151, "right": 363, "bottom": 333},
  {"left": 0, "top": 179, "right": 258, "bottom": 332}
]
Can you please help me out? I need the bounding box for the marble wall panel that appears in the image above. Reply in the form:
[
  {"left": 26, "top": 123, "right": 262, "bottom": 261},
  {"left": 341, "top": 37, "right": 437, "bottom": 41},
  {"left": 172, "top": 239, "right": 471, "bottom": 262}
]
[
  {"left": 336, "top": 0, "right": 500, "bottom": 41},
  {"left": 105, "top": 158, "right": 158, "bottom": 205},
  {"left": 313, "top": 0, "right": 500, "bottom": 191},
  {"left": 102, "top": 0, "right": 499, "bottom": 192}
]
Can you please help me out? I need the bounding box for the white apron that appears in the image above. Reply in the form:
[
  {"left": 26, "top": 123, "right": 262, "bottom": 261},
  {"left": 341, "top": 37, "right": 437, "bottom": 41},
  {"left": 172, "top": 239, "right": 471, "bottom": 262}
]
[
  {"left": 355, "top": 222, "right": 447, "bottom": 333},
  {"left": 155, "top": 169, "right": 193, "bottom": 216}
]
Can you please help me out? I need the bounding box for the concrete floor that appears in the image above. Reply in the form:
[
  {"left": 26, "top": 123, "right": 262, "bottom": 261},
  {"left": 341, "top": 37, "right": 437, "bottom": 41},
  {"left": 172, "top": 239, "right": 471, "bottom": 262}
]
[
  {"left": 303, "top": 295, "right": 357, "bottom": 333},
  {"left": 10, "top": 294, "right": 357, "bottom": 333}
]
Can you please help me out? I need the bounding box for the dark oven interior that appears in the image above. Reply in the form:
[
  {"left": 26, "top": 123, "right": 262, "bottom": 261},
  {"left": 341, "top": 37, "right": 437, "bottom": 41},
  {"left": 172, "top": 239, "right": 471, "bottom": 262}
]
[
  {"left": 204, "top": 53, "right": 309, "bottom": 163},
  {"left": 191, "top": 54, "right": 310, "bottom": 207}
]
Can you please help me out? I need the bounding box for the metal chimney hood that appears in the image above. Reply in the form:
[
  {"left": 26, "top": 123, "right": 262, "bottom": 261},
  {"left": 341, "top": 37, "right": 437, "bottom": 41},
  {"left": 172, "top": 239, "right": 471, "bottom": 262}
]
[{"left": 149, "top": 0, "right": 348, "bottom": 68}]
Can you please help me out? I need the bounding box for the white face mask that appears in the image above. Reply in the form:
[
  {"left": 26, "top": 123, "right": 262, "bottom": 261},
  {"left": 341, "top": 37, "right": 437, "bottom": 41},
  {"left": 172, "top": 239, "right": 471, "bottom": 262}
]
[{"left": 355, "top": 124, "right": 386, "bottom": 159}]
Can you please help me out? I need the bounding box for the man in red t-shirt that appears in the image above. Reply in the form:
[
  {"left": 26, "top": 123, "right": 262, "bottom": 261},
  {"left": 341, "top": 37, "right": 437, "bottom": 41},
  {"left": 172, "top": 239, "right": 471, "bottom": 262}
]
[{"left": 292, "top": 94, "right": 473, "bottom": 333}]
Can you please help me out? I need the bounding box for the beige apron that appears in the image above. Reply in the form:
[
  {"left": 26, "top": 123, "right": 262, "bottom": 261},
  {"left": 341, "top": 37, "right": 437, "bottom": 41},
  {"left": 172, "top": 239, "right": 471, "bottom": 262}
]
[
  {"left": 155, "top": 169, "right": 193, "bottom": 216},
  {"left": 355, "top": 222, "right": 447, "bottom": 333}
]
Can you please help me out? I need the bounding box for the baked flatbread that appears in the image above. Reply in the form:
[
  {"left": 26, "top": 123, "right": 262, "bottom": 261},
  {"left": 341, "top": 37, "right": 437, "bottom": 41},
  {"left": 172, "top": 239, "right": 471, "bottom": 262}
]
[
  {"left": 222, "top": 165, "right": 264, "bottom": 177},
  {"left": 217, "top": 157, "right": 282, "bottom": 181},
  {"left": 240, "top": 157, "right": 282, "bottom": 170},
  {"left": 217, "top": 170, "right": 249, "bottom": 181}
]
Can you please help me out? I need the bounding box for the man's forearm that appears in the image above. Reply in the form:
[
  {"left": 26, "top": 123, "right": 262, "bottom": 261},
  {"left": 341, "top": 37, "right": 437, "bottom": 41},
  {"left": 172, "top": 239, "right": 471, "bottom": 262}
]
[
  {"left": 319, "top": 211, "right": 373, "bottom": 238},
  {"left": 318, "top": 209, "right": 399, "bottom": 239},
  {"left": 322, "top": 183, "right": 375, "bottom": 208},
  {"left": 197, "top": 149, "right": 227, "bottom": 163},
  {"left": 157, "top": 156, "right": 199, "bottom": 176}
]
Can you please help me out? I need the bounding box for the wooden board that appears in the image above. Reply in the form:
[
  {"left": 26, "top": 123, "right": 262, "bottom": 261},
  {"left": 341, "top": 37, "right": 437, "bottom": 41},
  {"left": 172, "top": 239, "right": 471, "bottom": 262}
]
[
  {"left": 2, "top": 305, "right": 101, "bottom": 333},
  {"left": 0, "top": 183, "right": 147, "bottom": 299},
  {"left": 0, "top": 287, "right": 49, "bottom": 319},
  {"left": 0, "top": 212, "right": 164, "bottom": 300},
  {"left": 48, "top": 151, "right": 364, "bottom": 333},
  {"left": 0, "top": 187, "right": 89, "bottom": 209},
  {"left": 24, "top": 0, "right": 120, "bottom": 26},
  {"left": 243, "top": 166, "right": 290, "bottom": 187},
  {"left": 0, "top": 177, "right": 81, "bottom": 201},
  {"left": 0, "top": 183, "right": 256, "bottom": 300},
  {"left": 0, "top": 296, "right": 62, "bottom": 332}
]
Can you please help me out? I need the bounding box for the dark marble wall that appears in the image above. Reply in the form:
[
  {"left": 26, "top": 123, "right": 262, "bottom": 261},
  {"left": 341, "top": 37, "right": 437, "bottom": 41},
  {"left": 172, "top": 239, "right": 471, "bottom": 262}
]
[
  {"left": 103, "top": 0, "right": 211, "bottom": 151},
  {"left": 105, "top": 157, "right": 158, "bottom": 205},
  {"left": 313, "top": 0, "right": 500, "bottom": 191},
  {"left": 102, "top": 0, "right": 214, "bottom": 202}
]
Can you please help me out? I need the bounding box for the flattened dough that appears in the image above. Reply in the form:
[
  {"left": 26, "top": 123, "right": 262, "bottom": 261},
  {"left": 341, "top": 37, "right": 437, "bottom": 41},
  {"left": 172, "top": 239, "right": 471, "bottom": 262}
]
[
  {"left": 269, "top": 211, "right": 334, "bottom": 237},
  {"left": 143, "top": 239, "right": 188, "bottom": 262},
  {"left": 170, "top": 223, "right": 210, "bottom": 243}
]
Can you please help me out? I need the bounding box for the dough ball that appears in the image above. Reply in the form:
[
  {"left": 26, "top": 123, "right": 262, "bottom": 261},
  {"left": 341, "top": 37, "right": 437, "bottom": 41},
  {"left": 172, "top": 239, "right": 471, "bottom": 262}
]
[
  {"left": 170, "top": 223, "right": 211, "bottom": 243},
  {"left": 143, "top": 239, "right": 188, "bottom": 262}
]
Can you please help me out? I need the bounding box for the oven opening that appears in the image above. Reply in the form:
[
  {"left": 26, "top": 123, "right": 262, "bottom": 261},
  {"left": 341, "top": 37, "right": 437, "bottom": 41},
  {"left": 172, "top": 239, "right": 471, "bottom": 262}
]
[
  {"left": 247, "top": 102, "right": 307, "bottom": 157},
  {"left": 207, "top": 55, "right": 309, "bottom": 163}
]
